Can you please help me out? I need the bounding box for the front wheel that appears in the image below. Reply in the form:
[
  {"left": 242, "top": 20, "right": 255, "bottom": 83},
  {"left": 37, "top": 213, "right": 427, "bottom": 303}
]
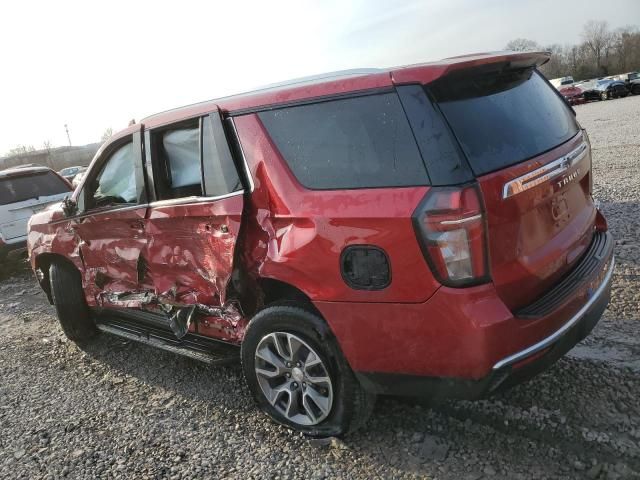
[
  {"left": 600, "top": 91, "right": 608, "bottom": 101},
  {"left": 49, "top": 262, "right": 97, "bottom": 343},
  {"left": 241, "top": 305, "right": 375, "bottom": 437}
]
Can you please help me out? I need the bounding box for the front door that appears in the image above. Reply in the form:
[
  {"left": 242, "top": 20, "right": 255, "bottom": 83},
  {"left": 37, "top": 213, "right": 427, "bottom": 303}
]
[{"left": 72, "top": 128, "right": 149, "bottom": 306}]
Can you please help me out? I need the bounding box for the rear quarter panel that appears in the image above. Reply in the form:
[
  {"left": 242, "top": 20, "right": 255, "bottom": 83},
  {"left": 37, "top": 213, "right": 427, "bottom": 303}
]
[{"left": 233, "top": 114, "right": 440, "bottom": 303}]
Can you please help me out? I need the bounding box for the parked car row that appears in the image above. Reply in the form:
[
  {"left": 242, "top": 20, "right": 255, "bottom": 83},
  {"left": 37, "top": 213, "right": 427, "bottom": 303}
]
[{"left": 556, "top": 71, "right": 639, "bottom": 105}]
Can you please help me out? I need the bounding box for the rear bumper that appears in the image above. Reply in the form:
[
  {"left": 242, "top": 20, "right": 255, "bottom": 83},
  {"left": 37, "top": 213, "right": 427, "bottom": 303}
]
[
  {"left": 354, "top": 256, "right": 613, "bottom": 399},
  {"left": 314, "top": 231, "right": 614, "bottom": 398}
]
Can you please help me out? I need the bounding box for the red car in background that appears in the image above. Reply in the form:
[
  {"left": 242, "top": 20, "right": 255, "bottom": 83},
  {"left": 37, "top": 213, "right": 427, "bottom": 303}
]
[
  {"left": 559, "top": 85, "right": 586, "bottom": 105},
  {"left": 27, "top": 51, "right": 614, "bottom": 437}
]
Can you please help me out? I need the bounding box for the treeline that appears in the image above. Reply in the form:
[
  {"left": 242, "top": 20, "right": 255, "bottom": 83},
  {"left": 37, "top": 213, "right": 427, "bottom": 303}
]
[{"left": 506, "top": 20, "right": 640, "bottom": 80}]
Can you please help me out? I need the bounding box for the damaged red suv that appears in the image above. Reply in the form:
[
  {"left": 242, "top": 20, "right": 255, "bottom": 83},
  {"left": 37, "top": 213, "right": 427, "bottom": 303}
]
[{"left": 28, "top": 51, "right": 614, "bottom": 436}]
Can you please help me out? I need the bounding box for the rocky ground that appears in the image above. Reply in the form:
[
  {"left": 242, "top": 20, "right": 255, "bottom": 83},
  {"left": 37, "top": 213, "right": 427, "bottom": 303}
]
[{"left": 1, "top": 96, "right": 639, "bottom": 479}]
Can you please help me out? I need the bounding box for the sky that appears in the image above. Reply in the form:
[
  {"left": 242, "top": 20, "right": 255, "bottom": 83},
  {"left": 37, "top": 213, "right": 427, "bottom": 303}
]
[{"left": 1, "top": 0, "right": 638, "bottom": 155}]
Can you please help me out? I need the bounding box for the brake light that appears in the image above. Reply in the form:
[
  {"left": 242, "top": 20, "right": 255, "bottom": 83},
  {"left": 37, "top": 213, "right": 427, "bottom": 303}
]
[{"left": 413, "top": 184, "right": 489, "bottom": 287}]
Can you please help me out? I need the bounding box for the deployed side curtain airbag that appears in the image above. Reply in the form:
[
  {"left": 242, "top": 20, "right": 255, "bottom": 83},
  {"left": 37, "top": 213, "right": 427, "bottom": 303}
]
[{"left": 163, "top": 128, "right": 201, "bottom": 188}]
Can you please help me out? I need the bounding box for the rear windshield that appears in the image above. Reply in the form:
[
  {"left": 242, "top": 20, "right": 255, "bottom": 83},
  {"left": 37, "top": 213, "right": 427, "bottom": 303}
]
[
  {"left": 430, "top": 69, "right": 580, "bottom": 176},
  {"left": 258, "top": 93, "right": 429, "bottom": 189},
  {"left": 0, "top": 171, "right": 70, "bottom": 206}
]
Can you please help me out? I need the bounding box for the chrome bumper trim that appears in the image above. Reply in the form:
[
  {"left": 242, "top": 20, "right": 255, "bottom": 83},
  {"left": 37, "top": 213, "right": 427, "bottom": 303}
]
[{"left": 492, "top": 256, "right": 615, "bottom": 371}]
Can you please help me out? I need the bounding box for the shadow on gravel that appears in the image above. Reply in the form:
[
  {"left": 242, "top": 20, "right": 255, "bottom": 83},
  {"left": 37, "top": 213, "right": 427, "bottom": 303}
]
[
  {"left": 0, "top": 256, "right": 30, "bottom": 282},
  {"left": 75, "top": 328, "right": 640, "bottom": 476}
]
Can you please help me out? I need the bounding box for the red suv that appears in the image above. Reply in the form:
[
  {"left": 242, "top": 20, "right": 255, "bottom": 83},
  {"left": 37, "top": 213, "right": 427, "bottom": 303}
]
[{"left": 28, "top": 51, "right": 614, "bottom": 437}]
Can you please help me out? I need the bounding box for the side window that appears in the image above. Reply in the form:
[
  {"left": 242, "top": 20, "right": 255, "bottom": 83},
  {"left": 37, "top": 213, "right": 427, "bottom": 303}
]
[
  {"left": 89, "top": 141, "right": 139, "bottom": 209},
  {"left": 150, "top": 121, "right": 202, "bottom": 200},
  {"left": 202, "top": 115, "right": 242, "bottom": 197},
  {"left": 258, "top": 93, "right": 429, "bottom": 189},
  {"left": 149, "top": 114, "right": 242, "bottom": 201}
]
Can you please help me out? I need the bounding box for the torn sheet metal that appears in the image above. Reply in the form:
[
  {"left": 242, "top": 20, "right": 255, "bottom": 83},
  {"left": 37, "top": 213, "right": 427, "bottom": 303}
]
[{"left": 99, "top": 289, "right": 245, "bottom": 342}]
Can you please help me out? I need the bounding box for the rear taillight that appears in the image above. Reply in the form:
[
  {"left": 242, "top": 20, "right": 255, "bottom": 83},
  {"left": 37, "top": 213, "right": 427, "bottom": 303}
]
[{"left": 413, "top": 184, "right": 489, "bottom": 287}]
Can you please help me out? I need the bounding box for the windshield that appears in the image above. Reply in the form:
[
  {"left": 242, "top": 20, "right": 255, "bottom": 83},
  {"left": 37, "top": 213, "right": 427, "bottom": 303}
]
[
  {"left": 0, "top": 171, "right": 71, "bottom": 206},
  {"left": 430, "top": 69, "right": 580, "bottom": 176}
]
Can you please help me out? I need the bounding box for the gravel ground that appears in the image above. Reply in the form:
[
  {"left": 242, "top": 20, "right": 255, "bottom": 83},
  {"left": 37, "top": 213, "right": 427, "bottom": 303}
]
[{"left": 1, "top": 96, "right": 639, "bottom": 480}]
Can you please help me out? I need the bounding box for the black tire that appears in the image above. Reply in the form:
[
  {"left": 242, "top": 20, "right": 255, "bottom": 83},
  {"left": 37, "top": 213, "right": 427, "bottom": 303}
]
[
  {"left": 49, "top": 262, "right": 97, "bottom": 343},
  {"left": 241, "top": 305, "right": 375, "bottom": 437},
  {"left": 600, "top": 91, "right": 608, "bottom": 101}
]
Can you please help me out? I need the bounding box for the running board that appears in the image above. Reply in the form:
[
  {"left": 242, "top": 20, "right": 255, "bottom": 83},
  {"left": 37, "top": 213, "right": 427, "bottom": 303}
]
[{"left": 94, "top": 310, "right": 239, "bottom": 365}]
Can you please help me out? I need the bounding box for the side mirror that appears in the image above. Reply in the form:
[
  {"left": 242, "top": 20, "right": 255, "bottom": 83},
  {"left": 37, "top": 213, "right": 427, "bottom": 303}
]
[{"left": 62, "top": 196, "right": 78, "bottom": 217}]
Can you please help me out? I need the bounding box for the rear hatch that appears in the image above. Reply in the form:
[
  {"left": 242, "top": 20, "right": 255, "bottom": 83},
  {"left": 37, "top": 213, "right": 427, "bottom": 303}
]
[
  {"left": 0, "top": 170, "right": 71, "bottom": 240},
  {"left": 428, "top": 67, "right": 596, "bottom": 311}
]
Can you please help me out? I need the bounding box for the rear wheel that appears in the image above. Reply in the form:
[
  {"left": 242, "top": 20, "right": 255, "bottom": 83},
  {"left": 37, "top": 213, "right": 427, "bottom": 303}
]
[
  {"left": 49, "top": 262, "right": 97, "bottom": 343},
  {"left": 241, "top": 305, "right": 375, "bottom": 437}
]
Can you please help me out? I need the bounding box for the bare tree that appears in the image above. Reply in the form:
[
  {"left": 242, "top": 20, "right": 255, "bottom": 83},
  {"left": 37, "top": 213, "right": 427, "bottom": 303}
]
[
  {"left": 612, "top": 26, "right": 640, "bottom": 72},
  {"left": 42, "top": 141, "right": 54, "bottom": 168},
  {"left": 6, "top": 145, "right": 36, "bottom": 157},
  {"left": 505, "top": 21, "right": 639, "bottom": 82},
  {"left": 582, "top": 20, "right": 614, "bottom": 73},
  {"left": 101, "top": 127, "right": 114, "bottom": 142},
  {"left": 505, "top": 38, "right": 541, "bottom": 52}
]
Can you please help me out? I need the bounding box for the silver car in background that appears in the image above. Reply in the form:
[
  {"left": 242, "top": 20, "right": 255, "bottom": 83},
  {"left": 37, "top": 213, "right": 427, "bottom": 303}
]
[{"left": 0, "top": 167, "right": 72, "bottom": 260}]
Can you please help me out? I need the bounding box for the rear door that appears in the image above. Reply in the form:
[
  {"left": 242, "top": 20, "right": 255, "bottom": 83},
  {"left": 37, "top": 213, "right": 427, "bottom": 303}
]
[
  {"left": 142, "top": 111, "right": 244, "bottom": 315},
  {"left": 72, "top": 128, "right": 149, "bottom": 303},
  {"left": 428, "top": 69, "right": 595, "bottom": 310}
]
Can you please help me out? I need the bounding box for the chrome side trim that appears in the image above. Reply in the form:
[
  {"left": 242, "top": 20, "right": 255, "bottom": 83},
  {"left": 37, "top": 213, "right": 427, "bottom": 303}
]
[
  {"left": 148, "top": 190, "right": 244, "bottom": 208},
  {"left": 230, "top": 118, "right": 255, "bottom": 192},
  {"left": 49, "top": 203, "right": 149, "bottom": 225},
  {"left": 492, "top": 256, "right": 615, "bottom": 371},
  {"left": 502, "top": 139, "right": 588, "bottom": 199},
  {"left": 440, "top": 214, "right": 482, "bottom": 225}
]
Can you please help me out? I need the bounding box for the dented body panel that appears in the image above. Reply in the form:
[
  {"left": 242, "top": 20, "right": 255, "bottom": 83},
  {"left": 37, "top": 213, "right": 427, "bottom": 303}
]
[
  {"left": 233, "top": 114, "right": 440, "bottom": 303},
  {"left": 28, "top": 52, "right": 613, "bottom": 394}
]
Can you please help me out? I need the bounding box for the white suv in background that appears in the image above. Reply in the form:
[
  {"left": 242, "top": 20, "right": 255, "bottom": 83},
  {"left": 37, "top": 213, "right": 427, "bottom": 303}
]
[{"left": 0, "top": 166, "right": 72, "bottom": 260}]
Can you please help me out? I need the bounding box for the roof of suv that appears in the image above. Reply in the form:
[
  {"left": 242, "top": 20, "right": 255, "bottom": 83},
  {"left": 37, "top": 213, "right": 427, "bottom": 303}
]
[
  {"left": 138, "top": 51, "right": 549, "bottom": 131},
  {"left": 0, "top": 166, "right": 54, "bottom": 179}
]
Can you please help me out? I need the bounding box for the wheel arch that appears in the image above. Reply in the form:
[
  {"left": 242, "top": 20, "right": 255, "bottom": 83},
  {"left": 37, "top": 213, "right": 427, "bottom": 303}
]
[
  {"left": 34, "top": 253, "right": 80, "bottom": 304},
  {"left": 256, "top": 277, "right": 323, "bottom": 317}
]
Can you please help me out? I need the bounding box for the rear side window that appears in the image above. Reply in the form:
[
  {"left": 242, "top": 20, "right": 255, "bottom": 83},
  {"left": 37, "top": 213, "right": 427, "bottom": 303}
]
[
  {"left": 149, "top": 115, "right": 242, "bottom": 201},
  {"left": 430, "top": 70, "right": 580, "bottom": 176},
  {"left": 152, "top": 122, "right": 203, "bottom": 200},
  {"left": 258, "top": 93, "right": 429, "bottom": 189},
  {"left": 163, "top": 128, "right": 201, "bottom": 190},
  {"left": 0, "top": 171, "right": 70, "bottom": 205}
]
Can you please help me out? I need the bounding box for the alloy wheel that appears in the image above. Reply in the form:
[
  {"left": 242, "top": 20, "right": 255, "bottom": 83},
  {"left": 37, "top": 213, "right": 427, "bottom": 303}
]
[{"left": 254, "top": 332, "right": 334, "bottom": 426}]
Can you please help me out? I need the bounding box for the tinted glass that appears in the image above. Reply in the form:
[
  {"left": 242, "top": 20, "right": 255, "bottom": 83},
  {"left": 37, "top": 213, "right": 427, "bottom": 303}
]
[
  {"left": 430, "top": 70, "right": 580, "bottom": 176},
  {"left": 396, "top": 85, "right": 472, "bottom": 185},
  {"left": 202, "top": 115, "right": 242, "bottom": 197},
  {"left": 91, "top": 142, "right": 138, "bottom": 207},
  {"left": 0, "top": 171, "right": 71, "bottom": 205},
  {"left": 259, "top": 93, "right": 428, "bottom": 189}
]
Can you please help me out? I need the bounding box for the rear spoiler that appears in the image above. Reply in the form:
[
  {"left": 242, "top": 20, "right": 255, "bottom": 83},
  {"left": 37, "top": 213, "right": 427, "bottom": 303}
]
[{"left": 390, "top": 51, "right": 551, "bottom": 85}]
